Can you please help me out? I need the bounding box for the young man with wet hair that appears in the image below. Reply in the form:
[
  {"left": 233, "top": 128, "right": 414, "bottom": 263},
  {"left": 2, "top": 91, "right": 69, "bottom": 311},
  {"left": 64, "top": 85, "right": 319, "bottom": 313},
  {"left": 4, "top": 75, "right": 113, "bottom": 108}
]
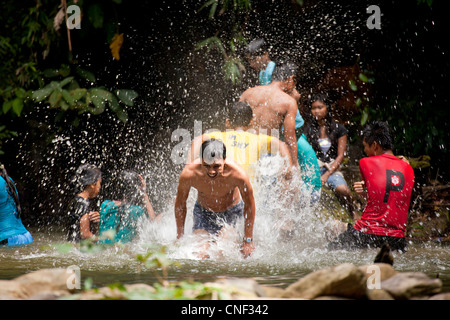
[
  {"left": 245, "top": 38, "right": 274, "bottom": 85},
  {"left": 244, "top": 41, "right": 322, "bottom": 202},
  {"left": 239, "top": 61, "right": 299, "bottom": 166},
  {"left": 328, "top": 121, "right": 414, "bottom": 251},
  {"left": 175, "top": 138, "right": 256, "bottom": 258}
]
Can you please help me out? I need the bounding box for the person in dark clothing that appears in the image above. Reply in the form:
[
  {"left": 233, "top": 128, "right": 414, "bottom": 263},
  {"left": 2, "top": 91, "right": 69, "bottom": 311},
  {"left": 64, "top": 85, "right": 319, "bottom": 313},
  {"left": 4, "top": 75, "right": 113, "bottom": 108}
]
[
  {"left": 66, "top": 164, "right": 102, "bottom": 242},
  {"left": 303, "top": 93, "right": 356, "bottom": 218}
]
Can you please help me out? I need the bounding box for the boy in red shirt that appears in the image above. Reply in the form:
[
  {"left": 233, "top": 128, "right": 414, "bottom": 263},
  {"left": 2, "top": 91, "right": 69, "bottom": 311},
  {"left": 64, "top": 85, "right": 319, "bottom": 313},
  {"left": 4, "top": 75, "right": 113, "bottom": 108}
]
[{"left": 328, "top": 121, "right": 414, "bottom": 251}]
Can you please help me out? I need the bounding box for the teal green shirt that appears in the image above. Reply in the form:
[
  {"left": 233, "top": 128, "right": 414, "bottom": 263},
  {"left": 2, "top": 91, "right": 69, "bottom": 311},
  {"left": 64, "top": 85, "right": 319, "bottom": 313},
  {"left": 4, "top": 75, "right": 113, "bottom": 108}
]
[
  {"left": 259, "top": 61, "right": 276, "bottom": 85},
  {"left": 297, "top": 134, "right": 322, "bottom": 193},
  {"left": 98, "top": 200, "right": 146, "bottom": 244}
]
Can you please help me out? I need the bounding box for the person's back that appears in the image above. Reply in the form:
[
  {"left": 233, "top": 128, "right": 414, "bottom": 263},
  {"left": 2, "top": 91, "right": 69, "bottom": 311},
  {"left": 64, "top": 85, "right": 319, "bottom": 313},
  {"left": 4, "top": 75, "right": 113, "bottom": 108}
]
[
  {"left": 354, "top": 154, "right": 414, "bottom": 238},
  {"left": 241, "top": 84, "right": 296, "bottom": 136},
  {"left": 205, "top": 130, "right": 274, "bottom": 173},
  {"left": 66, "top": 195, "right": 90, "bottom": 242},
  {"left": 98, "top": 200, "right": 146, "bottom": 244}
]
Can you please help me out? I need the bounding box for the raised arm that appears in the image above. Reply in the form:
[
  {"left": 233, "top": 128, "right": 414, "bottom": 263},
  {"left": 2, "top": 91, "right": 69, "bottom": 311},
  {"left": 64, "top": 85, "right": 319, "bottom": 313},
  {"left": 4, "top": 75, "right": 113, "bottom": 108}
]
[{"left": 138, "top": 174, "right": 157, "bottom": 220}]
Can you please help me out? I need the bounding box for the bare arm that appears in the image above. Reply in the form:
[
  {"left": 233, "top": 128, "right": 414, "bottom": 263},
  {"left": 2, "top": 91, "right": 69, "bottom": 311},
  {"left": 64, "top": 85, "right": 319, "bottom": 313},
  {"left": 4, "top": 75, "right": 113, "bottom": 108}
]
[
  {"left": 143, "top": 193, "right": 157, "bottom": 220},
  {"left": 270, "top": 138, "right": 293, "bottom": 180},
  {"left": 138, "top": 174, "right": 157, "bottom": 220},
  {"left": 322, "top": 135, "right": 347, "bottom": 182},
  {"left": 174, "top": 172, "right": 191, "bottom": 239},
  {"left": 80, "top": 213, "right": 97, "bottom": 240},
  {"left": 283, "top": 102, "right": 299, "bottom": 166},
  {"left": 237, "top": 174, "right": 256, "bottom": 258}
]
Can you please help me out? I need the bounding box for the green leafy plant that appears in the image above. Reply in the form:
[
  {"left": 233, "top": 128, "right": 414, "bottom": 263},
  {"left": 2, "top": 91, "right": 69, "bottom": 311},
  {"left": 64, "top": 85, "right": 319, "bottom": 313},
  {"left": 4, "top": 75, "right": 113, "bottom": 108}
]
[
  {"left": 195, "top": 1, "right": 250, "bottom": 84},
  {"left": 30, "top": 65, "right": 136, "bottom": 123}
]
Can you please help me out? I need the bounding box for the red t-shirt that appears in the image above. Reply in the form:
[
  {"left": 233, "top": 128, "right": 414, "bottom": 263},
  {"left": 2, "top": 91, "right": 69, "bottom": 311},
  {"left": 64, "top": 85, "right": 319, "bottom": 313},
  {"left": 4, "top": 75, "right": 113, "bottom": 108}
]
[{"left": 353, "top": 154, "right": 415, "bottom": 238}]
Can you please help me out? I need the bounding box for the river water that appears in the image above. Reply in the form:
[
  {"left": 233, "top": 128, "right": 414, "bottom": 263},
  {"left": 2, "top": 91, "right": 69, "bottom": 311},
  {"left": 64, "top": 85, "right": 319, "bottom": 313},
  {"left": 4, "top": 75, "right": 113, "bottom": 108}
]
[{"left": 1, "top": 157, "right": 450, "bottom": 293}]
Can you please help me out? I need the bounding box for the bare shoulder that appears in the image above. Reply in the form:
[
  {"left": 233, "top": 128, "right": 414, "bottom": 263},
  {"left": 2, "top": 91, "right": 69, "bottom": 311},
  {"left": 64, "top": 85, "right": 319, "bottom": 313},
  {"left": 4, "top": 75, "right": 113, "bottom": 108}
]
[
  {"left": 240, "top": 85, "right": 264, "bottom": 101},
  {"left": 179, "top": 161, "right": 202, "bottom": 181},
  {"left": 224, "top": 159, "right": 251, "bottom": 183},
  {"left": 283, "top": 92, "right": 298, "bottom": 108}
]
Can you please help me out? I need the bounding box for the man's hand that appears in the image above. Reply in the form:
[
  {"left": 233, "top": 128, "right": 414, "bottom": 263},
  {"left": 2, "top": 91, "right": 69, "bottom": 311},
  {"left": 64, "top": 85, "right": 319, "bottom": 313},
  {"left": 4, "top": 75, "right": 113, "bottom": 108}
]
[
  {"left": 353, "top": 180, "right": 367, "bottom": 198},
  {"left": 397, "top": 155, "right": 410, "bottom": 165},
  {"left": 241, "top": 241, "right": 255, "bottom": 258}
]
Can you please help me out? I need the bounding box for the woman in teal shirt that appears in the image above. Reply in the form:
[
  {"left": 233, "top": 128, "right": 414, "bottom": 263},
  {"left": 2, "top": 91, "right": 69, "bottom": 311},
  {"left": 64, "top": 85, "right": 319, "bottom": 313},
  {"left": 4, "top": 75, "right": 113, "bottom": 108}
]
[
  {"left": 98, "top": 170, "right": 157, "bottom": 244},
  {"left": 0, "top": 164, "right": 33, "bottom": 246}
]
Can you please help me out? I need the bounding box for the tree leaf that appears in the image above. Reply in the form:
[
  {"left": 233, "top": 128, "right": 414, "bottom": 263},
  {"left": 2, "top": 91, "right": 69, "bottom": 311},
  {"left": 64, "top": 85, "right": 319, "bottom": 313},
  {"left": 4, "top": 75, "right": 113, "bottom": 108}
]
[
  {"left": 361, "top": 107, "right": 369, "bottom": 126},
  {"left": 11, "top": 97, "right": 23, "bottom": 116},
  {"left": 116, "top": 89, "right": 138, "bottom": 106},
  {"left": 59, "top": 76, "right": 74, "bottom": 88},
  {"left": 70, "top": 88, "right": 87, "bottom": 101},
  {"left": 32, "top": 87, "right": 53, "bottom": 102},
  {"left": 87, "top": 4, "right": 104, "bottom": 29},
  {"left": 42, "top": 68, "right": 60, "bottom": 78},
  {"left": 109, "top": 33, "right": 124, "bottom": 60},
  {"left": 61, "top": 89, "right": 75, "bottom": 106},
  {"left": 2, "top": 100, "right": 12, "bottom": 113},
  {"left": 76, "top": 68, "right": 96, "bottom": 83},
  {"left": 114, "top": 107, "right": 128, "bottom": 123},
  {"left": 89, "top": 88, "right": 107, "bottom": 114},
  {"left": 358, "top": 73, "right": 369, "bottom": 83},
  {"left": 49, "top": 90, "right": 62, "bottom": 108}
]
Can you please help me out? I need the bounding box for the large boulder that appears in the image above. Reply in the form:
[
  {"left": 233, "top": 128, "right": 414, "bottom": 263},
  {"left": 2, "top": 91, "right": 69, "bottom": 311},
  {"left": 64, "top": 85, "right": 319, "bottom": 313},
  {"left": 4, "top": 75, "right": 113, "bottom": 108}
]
[
  {"left": 13, "top": 268, "right": 75, "bottom": 299},
  {"left": 281, "top": 263, "right": 367, "bottom": 299},
  {"left": 359, "top": 263, "right": 397, "bottom": 284},
  {"left": 0, "top": 269, "right": 75, "bottom": 300},
  {"left": 381, "top": 272, "right": 442, "bottom": 299},
  {"left": 203, "top": 278, "right": 266, "bottom": 300},
  {"left": 0, "top": 280, "right": 29, "bottom": 299}
]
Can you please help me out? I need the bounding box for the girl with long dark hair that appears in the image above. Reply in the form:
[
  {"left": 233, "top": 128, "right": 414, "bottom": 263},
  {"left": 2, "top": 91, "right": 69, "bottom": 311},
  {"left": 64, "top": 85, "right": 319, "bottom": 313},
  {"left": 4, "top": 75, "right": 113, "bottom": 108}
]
[
  {"left": 98, "top": 170, "right": 157, "bottom": 244},
  {"left": 303, "top": 93, "right": 356, "bottom": 218}
]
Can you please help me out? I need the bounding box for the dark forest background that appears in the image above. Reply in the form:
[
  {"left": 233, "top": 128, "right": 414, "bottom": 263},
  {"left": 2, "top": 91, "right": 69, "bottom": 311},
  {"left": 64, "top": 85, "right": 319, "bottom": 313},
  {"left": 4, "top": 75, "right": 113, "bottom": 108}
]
[{"left": 1, "top": 0, "right": 449, "bottom": 227}]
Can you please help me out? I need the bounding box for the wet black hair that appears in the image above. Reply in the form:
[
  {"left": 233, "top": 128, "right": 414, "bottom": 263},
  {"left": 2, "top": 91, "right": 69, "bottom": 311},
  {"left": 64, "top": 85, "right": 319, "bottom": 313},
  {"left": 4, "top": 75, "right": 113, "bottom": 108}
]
[
  {"left": 74, "top": 163, "right": 102, "bottom": 192},
  {"left": 114, "top": 170, "right": 144, "bottom": 206},
  {"left": 308, "top": 93, "right": 332, "bottom": 111},
  {"left": 227, "top": 102, "right": 253, "bottom": 127},
  {"left": 303, "top": 92, "right": 341, "bottom": 156},
  {"left": 246, "top": 38, "right": 269, "bottom": 57},
  {"left": 362, "top": 121, "right": 394, "bottom": 151},
  {"left": 272, "top": 61, "right": 298, "bottom": 82},
  {"left": 0, "top": 163, "right": 22, "bottom": 217},
  {"left": 201, "top": 139, "right": 226, "bottom": 162}
]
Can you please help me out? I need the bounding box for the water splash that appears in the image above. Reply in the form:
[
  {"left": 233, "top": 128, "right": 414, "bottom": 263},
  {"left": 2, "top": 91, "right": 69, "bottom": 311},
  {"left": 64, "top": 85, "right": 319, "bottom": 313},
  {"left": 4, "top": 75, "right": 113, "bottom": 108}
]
[{"left": 137, "top": 154, "right": 332, "bottom": 264}]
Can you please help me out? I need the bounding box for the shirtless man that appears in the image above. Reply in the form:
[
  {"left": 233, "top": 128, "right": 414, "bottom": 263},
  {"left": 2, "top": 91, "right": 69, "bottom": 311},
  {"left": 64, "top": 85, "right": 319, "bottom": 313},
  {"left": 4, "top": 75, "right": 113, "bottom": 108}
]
[
  {"left": 175, "top": 138, "right": 256, "bottom": 258},
  {"left": 239, "top": 61, "right": 299, "bottom": 166}
]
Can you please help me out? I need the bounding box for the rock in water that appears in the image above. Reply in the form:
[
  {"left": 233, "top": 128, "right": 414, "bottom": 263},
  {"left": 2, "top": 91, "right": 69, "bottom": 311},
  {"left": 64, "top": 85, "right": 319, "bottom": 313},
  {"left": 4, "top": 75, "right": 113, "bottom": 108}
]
[{"left": 374, "top": 242, "right": 394, "bottom": 266}]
